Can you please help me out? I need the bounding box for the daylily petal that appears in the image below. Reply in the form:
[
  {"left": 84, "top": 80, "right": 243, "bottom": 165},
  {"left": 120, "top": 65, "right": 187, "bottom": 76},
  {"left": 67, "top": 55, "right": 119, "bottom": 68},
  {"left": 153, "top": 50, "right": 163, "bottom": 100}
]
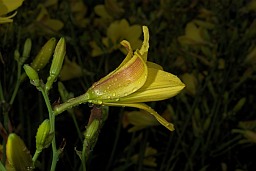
[
  {"left": 146, "top": 61, "right": 163, "bottom": 70},
  {"left": 120, "top": 67, "right": 185, "bottom": 103},
  {"left": 0, "top": 11, "right": 16, "bottom": 23},
  {"left": 118, "top": 40, "right": 133, "bottom": 68},
  {"left": 86, "top": 53, "right": 148, "bottom": 100},
  {"left": 103, "top": 102, "right": 175, "bottom": 131},
  {"left": 139, "top": 26, "right": 149, "bottom": 61},
  {"left": 0, "top": 0, "right": 24, "bottom": 16}
]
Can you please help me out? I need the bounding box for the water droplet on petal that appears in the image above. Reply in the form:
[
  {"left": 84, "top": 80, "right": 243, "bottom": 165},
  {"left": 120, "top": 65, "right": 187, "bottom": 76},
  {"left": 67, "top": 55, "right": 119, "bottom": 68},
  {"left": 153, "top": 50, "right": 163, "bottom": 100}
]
[{"left": 97, "top": 100, "right": 103, "bottom": 105}]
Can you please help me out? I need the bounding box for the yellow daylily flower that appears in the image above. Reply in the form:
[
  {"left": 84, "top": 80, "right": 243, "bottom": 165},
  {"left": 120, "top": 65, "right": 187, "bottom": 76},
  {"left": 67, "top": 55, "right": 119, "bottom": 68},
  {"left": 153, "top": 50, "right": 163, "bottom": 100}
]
[
  {"left": 0, "top": 0, "right": 24, "bottom": 24},
  {"left": 91, "top": 19, "right": 142, "bottom": 56},
  {"left": 178, "top": 21, "right": 211, "bottom": 45},
  {"left": 55, "top": 26, "right": 185, "bottom": 131}
]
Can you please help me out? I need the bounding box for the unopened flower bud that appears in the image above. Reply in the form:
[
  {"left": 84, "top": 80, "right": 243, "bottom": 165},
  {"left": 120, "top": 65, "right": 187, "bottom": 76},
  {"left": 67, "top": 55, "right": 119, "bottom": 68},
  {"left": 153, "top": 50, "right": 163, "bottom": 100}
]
[
  {"left": 23, "top": 64, "right": 40, "bottom": 87},
  {"left": 84, "top": 119, "right": 100, "bottom": 142},
  {"left": 36, "top": 119, "right": 54, "bottom": 151},
  {"left": 45, "top": 37, "right": 66, "bottom": 91},
  {"left": 20, "top": 38, "right": 32, "bottom": 64},
  {"left": 14, "top": 49, "right": 20, "bottom": 62},
  {"left": 31, "top": 38, "right": 56, "bottom": 71}
]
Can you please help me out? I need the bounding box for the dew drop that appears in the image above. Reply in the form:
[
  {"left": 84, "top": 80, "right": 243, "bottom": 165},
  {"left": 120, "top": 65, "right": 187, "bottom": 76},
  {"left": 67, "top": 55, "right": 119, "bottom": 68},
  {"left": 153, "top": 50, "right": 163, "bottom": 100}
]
[
  {"left": 112, "top": 93, "right": 116, "bottom": 97},
  {"left": 115, "top": 98, "right": 120, "bottom": 102},
  {"left": 132, "top": 88, "right": 137, "bottom": 92},
  {"left": 26, "top": 166, "right": 34, "bottom": 171},
  {"left": 88, "top": 103, "right": 94, "bottom": 107},
  {"left": 97, "top": 100, "right": 103, "bottom": 105}
]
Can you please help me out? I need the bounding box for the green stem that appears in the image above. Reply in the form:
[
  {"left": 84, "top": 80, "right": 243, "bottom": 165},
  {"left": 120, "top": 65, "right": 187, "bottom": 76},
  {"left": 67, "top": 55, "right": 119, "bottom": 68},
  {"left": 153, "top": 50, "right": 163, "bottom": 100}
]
[
  {"left": 81, "top": 141, "right": 87, "bottom": 171},
  {"left": 32, "top": 150, "right": 41, "bottom": 165},
  {"left": 38, "top": 87, "right": 59, "bottom": 171},
  {"left": 53, "top": 93, "right": 89, "bottom": 115},
  {"left": 10, "top": 64, "right": 22, "bottom": 105}
]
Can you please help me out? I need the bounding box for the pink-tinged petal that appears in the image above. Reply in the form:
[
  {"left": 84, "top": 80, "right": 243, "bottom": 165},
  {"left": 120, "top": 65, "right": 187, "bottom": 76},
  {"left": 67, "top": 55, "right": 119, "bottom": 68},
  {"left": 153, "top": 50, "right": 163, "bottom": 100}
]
[
  {"left": 117, "top": 40, "right": 133, "bottom": 69},
  {"left": 86, "top": 54, "right": 148, "bottom": 100},
  {"left": 103, "top": 102, "right": 175, "bottom": 131}
]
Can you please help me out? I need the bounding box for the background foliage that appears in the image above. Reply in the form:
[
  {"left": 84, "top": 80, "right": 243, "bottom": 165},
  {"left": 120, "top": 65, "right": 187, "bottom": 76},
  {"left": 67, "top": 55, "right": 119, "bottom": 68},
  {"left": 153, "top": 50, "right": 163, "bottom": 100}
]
[{"left": 1, "top": 0, "right": 256, "bottom": 170}]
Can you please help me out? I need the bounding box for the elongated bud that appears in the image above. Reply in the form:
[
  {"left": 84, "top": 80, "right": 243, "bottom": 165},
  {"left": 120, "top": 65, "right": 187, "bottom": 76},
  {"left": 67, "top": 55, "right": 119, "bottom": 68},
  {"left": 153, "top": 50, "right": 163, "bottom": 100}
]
[
  {"left": 23, "top": 64, "right": 40, "bottom": 87},
  {"left": 20, "top": 38, "right": 32, "bottom": 64},
  {"left": 36, "top": 119, "right": 54, "bottom": 151},
  {"left": 45, "top": 37, "right": 66, "bottom": 91},
  {"left": 31, "top": 38, "right": 56, "bottom": 71},
  {"left": 6, "top": 133, "right": 33, "bottom": 171},
  {"left": 84, "top": 119, "right": 100, "bottom": 143},
  {"left": 14, "top": 49, "right": 20, "bottom": 62}
]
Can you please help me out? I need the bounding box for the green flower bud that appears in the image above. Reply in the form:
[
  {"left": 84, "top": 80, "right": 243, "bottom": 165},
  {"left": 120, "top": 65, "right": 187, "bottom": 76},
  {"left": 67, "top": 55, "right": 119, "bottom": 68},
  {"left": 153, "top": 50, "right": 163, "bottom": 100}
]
[
  {"left": 23, "top": 64, "right": 40, "bottom": 87},
  {"left": 14, "top": 49, "right": 20, "bottom": 62},
  {"left": 36, "top": 119, "right": 54, "bottom": 151},
  {"left": 20, "top": 38, "right": 32, "bottom": 64},
  {"left": 31, "top": 38, "right": 57, "bottom": 71},
  {"left": 6, "top": 133, "right": 33, "bottom": 171},
  {"left": 45, "top": 37, "right": 66, "bottom": 91},
  {"left": 84, "top": 119, "right": 100, "bottom": 142}
]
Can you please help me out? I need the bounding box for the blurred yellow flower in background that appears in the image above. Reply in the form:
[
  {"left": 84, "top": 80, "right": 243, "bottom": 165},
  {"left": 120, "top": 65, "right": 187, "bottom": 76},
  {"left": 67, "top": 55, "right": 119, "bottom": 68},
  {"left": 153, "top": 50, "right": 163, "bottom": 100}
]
[
  {"left": 130, "top": 145, "right": 158, "bottom": 167},
  {"left": 91, "top": 19, "right": 142, "bottom": 56},
  {"left": 59, "top": 57, "right": 87, "bottom": 81},
  {"left": 178, "top": 20, "right": 213, "bottom": 46},
  {"left": 70, "top": 0, "right": 88, "bottom": 28},
  {"left": 26, "top": 4, "right": 64, "bottom": 34},
  {"left": 122, "top": 110, "right": 160, "bottom": 132},
  {"left": 35, "top": 5, "right": 64, "bottom": 32},
  {"left": 93, "top": 0, "right": 124, "bottom": 27},
  {"left": 0, "top": 0, "right": 24, "bottom": 24}
]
